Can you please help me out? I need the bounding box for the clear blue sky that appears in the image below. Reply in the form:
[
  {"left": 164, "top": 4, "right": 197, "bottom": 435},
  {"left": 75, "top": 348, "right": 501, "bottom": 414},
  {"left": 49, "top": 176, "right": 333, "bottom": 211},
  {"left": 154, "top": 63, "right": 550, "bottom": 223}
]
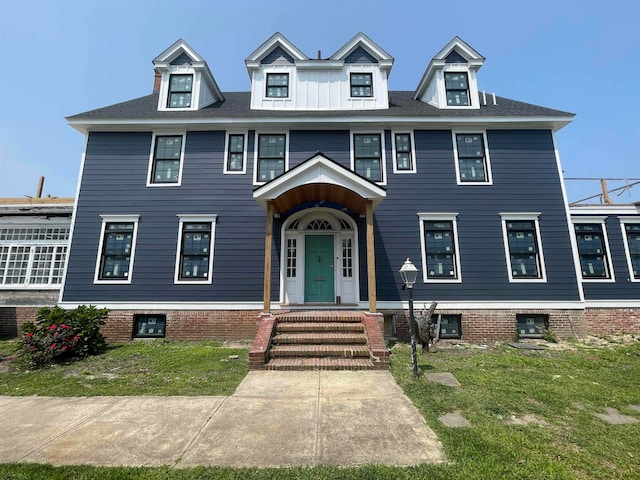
[{"left": 1, "top": 0, "right": 638, "bottom": 203}]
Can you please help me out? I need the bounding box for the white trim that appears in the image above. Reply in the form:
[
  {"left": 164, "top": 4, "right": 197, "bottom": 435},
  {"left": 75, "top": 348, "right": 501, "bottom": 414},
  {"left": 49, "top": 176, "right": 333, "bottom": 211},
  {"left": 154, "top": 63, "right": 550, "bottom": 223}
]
[
  {"left": 350, "top": 130, "right": 387, "bottom": 185},
  {"left": 93, "top": 215, "right": 140, "bottom": 285},
  {"left": 58, "top": 135, "right": 87, "bottom": 303},
  {"left": 223, "top": 132, "right": 247, "bottom": 174},
  {"left": 572, "top": 216, "right": 616, "bottom": 283},
  {"left": 253, "top": 131, "right": 289, "bottom": 185},
  {"left": 158, "top": 71, "right": 198, "bottom": 112},
  {"left": 417, "top": 213, "right": 462, "bottom": 283},
  {"left": 58, "top": 301, "right": 265, "bottom": 310},
  {"left": 146, "top": 132, "right": 186, "bottom": 187},
  {"left": 264, "top": 71, "right": 292, "bottom": 101},
  {"left": 571, "top": 206, "right": 640, "bottom": 215},
  {"left": 500, "top": 213, "right": 547, "bottom": 282},
  {"left": 349, "top": 71, "right": 375, "bottom": 100},
  {"left": 452, "top": 130, "right": 493, "bottom": 185},
  {"left": 376, "top": 300, "right": 586, "bottom": 310},
  {"left": 174, "top": 214, "right": 218, "bottom": 285},
  {"left": 619, "top": 217, "right": 640, "bottom": 282},
  {"left": 438, "top": 68, "right": 479, "bottom": 110},
  {"left": 584, "top": 300, "right": 640, "bottom": 308},
  {"left": 391, "top": 131, "right": 417, "bottom": 174}
]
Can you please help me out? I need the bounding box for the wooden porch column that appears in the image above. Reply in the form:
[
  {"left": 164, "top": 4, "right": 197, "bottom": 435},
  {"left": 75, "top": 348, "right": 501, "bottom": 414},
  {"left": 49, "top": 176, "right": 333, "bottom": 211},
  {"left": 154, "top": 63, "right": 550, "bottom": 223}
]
[
  {"left": 366, "top": 200, "right": 377, "bottom": 313},
  {"left": 262, "top": 201, "right": 274, "bottom": 313}
]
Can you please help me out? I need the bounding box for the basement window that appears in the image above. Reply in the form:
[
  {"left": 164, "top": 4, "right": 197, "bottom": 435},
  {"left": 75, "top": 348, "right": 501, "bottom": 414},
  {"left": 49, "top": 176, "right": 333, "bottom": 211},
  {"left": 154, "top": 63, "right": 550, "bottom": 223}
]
[
  {"left": 431, "top": 314, "right": 462, "bottom": 339},
  {"left": 133, "top": 314, "right": 166, "bottom": 338},
  {"left": 516, "top": 314, "right": 548, "bottom": 339}
]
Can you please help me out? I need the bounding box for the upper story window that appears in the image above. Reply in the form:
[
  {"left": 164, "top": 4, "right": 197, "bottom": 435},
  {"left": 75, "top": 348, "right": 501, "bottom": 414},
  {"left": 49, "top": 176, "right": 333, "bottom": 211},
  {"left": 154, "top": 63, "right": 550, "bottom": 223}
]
[
  {"left": 94, "top": 215, "right": 139, "bottom": 284},
  {"left": 148, "top": 134, "right": 184, "bottom": 186},
  {"left": 418, "top": 213, "right": 461, "bottom": 283},
  {"left": 453, "top": 132, "right": 492, "bottom": 184},
  {"left": 574, "top": 223, "right": 612, "bottom": 280},
  {"left": 353, "top": 133, "right": 383, "bottom": 182},
  {"left": 168, "top": 74, "right": 193, "bottom": 108},
  {"left": 0, "top": 226, "right": 69, "bottom": 288},
  {"left": 350, "top": 73, "right": 373, "bottom": 97},
  {"left": 266, "top": 73, "right": 289, "bottom": 98},
  {"left": 175, "top": 215, "right": 217, "bottom": 284},
  {"left": 621, "top": 221, "right": 640, "bottom": 281},
  {"left": 445, "top": 72, "right": 470, "bottom": 106},
  {"left": 501, "top": 216, "right": 546, "bottom": 282},
  {"left": 393, "top": 133, "right": 415, "bottom": 173},
  {"left": 256, "top": 134, "right": 287, "bottom": 183},
  {"left": 224, "top": 133, "right": 246, "bottom": 174}
]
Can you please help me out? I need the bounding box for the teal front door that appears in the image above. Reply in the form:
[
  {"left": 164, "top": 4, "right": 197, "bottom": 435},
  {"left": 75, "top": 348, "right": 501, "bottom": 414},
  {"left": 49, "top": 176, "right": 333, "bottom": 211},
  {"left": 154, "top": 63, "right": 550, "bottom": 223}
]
[{"left": 304, "top": 235, "right": 335, "bottom": 302}]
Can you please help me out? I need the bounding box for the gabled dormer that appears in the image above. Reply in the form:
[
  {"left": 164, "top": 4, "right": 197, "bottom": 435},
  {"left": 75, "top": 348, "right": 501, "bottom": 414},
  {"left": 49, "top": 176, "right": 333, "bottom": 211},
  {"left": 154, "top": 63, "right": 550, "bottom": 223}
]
[
  {"left": 153, "top": 39, "right": 224, "bottom": 112},
  {"left": 245, "top": 32, "right": 393, "bottom": 111},
  {"left": 414, "top": 37, "right": 484, "bottom": 109}
]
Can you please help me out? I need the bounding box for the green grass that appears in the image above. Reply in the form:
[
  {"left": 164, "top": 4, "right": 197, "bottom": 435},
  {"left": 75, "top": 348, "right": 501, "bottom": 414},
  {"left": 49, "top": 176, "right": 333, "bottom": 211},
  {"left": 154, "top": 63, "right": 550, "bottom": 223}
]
[
  {"left": 0, "top": 339, "right": 248, "bottom": 396},
  {"left": 0, "top": 338, "right": 639, "bottom": 479}
]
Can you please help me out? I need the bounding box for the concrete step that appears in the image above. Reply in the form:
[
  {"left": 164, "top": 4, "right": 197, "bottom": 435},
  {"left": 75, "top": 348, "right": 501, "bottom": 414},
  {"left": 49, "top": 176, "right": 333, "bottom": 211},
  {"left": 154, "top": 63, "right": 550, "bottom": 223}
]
[
  {"left": 273, "top": 332, "right": 368, "bottom": 345},
  {"left": 269, "top": 344, "right": 371, "bottom": 358},
  {"left": 275, "top": 322, "right": 365, "bottom": 333},
  {"left": 265, "top": 357, "right": 383, "bottom": 371}
]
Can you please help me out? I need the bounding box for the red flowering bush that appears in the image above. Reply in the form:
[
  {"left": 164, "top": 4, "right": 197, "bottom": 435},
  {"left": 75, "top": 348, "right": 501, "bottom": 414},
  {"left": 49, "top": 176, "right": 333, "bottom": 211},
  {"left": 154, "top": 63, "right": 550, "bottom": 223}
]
[{"left": 20, "top": 306, "right": 108, "bottom": 368}]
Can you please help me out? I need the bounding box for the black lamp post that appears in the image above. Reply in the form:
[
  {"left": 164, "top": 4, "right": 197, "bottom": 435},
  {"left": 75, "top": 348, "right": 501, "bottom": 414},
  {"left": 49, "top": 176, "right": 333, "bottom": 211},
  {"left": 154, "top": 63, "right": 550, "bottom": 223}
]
[{"left": 399, "top": 258, "right": 419, "bottom": 380}]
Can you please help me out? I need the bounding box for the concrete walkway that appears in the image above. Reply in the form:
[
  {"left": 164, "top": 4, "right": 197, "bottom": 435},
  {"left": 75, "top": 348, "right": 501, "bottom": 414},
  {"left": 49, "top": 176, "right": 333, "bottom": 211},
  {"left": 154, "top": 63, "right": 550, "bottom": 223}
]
[{"left": 0, "top": 371, "right": 444, "bottom": 468}]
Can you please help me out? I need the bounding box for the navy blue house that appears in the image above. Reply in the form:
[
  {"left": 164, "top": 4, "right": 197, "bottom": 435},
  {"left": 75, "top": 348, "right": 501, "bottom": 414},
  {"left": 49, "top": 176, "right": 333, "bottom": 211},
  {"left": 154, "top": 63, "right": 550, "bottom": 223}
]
[{"left": 60, "top": 33, "right": 639, "bottom": 363}]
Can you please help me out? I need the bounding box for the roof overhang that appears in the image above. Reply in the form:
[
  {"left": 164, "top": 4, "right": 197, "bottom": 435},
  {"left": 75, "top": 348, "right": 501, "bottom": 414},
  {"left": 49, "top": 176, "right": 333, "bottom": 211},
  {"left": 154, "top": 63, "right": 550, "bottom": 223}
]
[{"left": 253, "top": 153, "right": 386, "bottom": 214}]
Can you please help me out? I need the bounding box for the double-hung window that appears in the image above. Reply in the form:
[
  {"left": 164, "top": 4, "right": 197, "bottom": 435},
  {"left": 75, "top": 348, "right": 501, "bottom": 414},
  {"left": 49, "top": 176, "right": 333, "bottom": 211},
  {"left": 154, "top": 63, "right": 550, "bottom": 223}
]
[
  {"left": 175, "top": 215, "right": 217, "bottom": 284},
  {"left": 621, "top": 221, "right": 640, "bottom": 281},
  {"left": 574, "top": 223, "right": 612, "bottom": 279},
  {"left": 350, "top": 73, "right": 372, "bottom": 97},
  {"left": 454, "top": 133, "right": 491, "bottom": 184},
  {"left": 501, "top": 215, "right": 546, "bottom": 281},
  {"left": 0, "top": 225, "right": 69, "bottom": 287},
  {"left": 445, "top": 72, "right": 470, "bottom": 106},
  {"left": 266, "top": 73, "right": 289, "bottom": 98},
  {"left": 353, "top": 133, "right": 383, "bottom": 182},
  {"left": 149, "top": 134, "right": 184, "bottom": 185},
  {"left": 418, "top": 213, "right": 461, "bottom": 282},
  {"left": 95, "top": 215, "right": 139, "bottom": 283},
  {"left": 393, "top": 133, "right": 415, "bottom": 173},
  {"left": 256, "top": 134, "right": 286, "bottom": 182},
  {"left": 167, "top": 74, "right": 193, "bottom": 108},
  {"left": 225, "top": 133, "right": 246, "bottom": 173}
]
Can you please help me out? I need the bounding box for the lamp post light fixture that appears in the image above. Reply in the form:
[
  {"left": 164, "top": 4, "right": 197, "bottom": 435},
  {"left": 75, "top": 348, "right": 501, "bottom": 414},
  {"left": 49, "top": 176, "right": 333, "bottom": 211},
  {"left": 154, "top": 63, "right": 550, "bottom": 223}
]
[{"left": 399, "top": 258, "right": 419, "bottom": 380}]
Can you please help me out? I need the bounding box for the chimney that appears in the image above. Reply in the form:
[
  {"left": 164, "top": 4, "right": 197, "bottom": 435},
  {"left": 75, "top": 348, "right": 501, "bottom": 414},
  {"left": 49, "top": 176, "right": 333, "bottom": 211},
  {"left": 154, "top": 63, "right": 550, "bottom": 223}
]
[
  {"left": 317, "top": 50, "right": 321, "bottom": 60},
  {"left": 153, "top": 68, "right": 162, "bottom": 93}
]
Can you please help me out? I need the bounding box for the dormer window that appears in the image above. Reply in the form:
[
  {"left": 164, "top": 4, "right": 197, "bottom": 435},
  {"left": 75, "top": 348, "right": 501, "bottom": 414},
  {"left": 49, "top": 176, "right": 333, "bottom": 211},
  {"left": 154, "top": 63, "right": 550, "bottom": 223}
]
[
  {"left": 351, "top": 73, "right": 373, "bottom": 97},
  {"left": 266, "top": 73, "right": 289, "bottom": 98},
  {"left": 445, "top": 72, "right": 469, "bottom": 106},
  {"left": 168, "top": 74, "right": 193, "bottom": 108}
]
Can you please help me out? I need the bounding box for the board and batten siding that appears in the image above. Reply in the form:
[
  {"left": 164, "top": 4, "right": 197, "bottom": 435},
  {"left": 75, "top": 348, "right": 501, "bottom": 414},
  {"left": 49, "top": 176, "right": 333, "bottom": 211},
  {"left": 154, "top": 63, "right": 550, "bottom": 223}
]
[{"left": 62, "top": 131, "right": 273, "bottom": 303}]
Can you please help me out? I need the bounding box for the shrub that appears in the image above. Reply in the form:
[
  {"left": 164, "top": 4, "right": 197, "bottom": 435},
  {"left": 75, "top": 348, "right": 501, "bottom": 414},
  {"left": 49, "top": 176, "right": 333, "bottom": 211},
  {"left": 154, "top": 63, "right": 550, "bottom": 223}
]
[{"left": 21, "top": 306, "right": 108, "bottom": 368}]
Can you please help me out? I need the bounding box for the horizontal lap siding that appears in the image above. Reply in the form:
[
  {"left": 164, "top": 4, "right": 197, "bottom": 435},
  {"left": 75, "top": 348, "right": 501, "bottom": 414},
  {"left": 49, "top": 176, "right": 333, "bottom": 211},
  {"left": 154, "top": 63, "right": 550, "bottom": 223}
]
[
  {"left": 375, "top": 129, "right": 580, "bottom": 302},
  {"left": 289, "top": 130, "right": 350, "bottom": 169},
  {"left": 582, "top": 215, "right": 639, "bottom": 300},
  {"left": 63, "top": 131, "right": 270, "bottom": 303}
]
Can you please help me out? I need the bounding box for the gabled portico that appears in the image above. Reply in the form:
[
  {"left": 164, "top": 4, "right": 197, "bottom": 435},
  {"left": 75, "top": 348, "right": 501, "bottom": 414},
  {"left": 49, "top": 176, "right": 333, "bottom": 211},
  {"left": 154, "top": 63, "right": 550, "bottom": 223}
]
[{"left": 253, "top": 154, "right": 386, "bottom": 313}]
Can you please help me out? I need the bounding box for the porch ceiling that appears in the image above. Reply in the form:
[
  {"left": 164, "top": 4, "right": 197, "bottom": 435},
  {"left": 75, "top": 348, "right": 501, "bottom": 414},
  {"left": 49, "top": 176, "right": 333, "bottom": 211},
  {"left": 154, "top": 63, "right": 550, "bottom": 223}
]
[{"left": 272, "top": 183, "right": 368, "bottom": 214}]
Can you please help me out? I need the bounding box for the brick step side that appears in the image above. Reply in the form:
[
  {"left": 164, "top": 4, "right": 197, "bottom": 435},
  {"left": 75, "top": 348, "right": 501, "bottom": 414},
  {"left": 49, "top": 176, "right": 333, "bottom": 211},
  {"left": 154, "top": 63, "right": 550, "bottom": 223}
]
[
  {"left": 273, "top": 332, "right": 368, "bottom": 345},
  {"left": 265, "top": 357, "right": 383, "bottom": 371},
  {"left": 275, "top": 312, "right": 363, "bottom": 323},
  {"left": 275, "top": 322, "right": 364, "bottom": 333},
  {"left": 269, "top": 344, "right": 370, "bottom": 358}
]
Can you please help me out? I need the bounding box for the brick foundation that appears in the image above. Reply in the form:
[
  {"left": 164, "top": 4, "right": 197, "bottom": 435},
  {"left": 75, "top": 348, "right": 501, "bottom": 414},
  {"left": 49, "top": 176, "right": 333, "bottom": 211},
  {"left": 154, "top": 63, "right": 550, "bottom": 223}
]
[
  {"left": 585, "top": 308, "right": 640, "bottom": 336},
  {"left": 0, "top": 306, "right": 42, "bottom": 337}
]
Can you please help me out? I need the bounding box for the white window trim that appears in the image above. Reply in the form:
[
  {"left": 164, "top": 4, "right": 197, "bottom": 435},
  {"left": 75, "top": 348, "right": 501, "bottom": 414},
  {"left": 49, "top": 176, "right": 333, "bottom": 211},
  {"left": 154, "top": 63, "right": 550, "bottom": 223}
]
[
  {"left": 253, "top": 131, "right": 290, "bottom": 185},
  {"left": 418, "top": 213, "right": 462, "bottom": 283},
  {"left": 392, "top": 131, "right": 417, "bottom": 174},
  {"left": 157, "top": 69, "right": 200, "bottom": 112},
  {"left": 572, "top": 216, "right": 616, "bottom": 283},
  {"left": 349, "top": 71, "right": 375, "bottom": 99},
  {"left": 174, "top": 214, "right": 217, "bottom": 285},
  {"left": 452, "top": 130, "right": 492, "bottom": 185},
  {"left": 264, "top": 71, "right": 292, "bottom": 100},
  {"left": 223, "top": 132, "right": 248, "bottom": 174},
  {"left": 437, "top": 66, "right": 479, "bottom": 109},
  {"left": 146, "top": 132, "right": 186, "bottom": 187},
  {"left": 350, "top": 130, "right": 387, "bottom": 185},
  {"left": 500, "top": 213, "right": 547, "bottom": 283},
  {"left": 619, "top": 217, "right": 640, "bottom": 282},
  {"left": 93, "top": 214, "right": 140, "bottom": 285}
]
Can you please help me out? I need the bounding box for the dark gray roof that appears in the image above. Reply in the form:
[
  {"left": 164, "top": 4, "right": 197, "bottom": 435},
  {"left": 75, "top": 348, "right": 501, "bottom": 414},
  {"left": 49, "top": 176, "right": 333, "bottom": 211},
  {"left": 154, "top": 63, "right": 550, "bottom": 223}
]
[{"left": 66, "top": 91, "right": 573, "bottom": 121}]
